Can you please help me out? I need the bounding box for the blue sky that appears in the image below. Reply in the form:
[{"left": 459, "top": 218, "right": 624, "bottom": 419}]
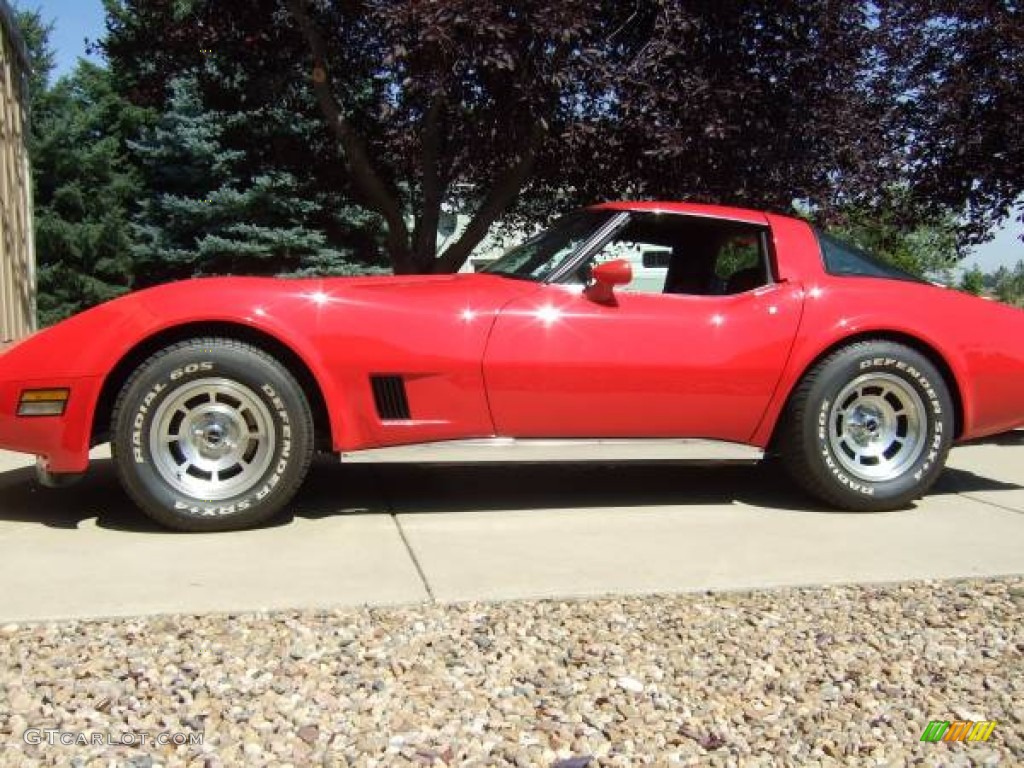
[
  {"left": 966, "top": 211, "right": 1022, "bottom": 273},
  {"left": 19, "top": 0, "right": 105, "bottom": 77},
  {"left": 17, "top": 0, "right": 1024, "bottom": 272}
]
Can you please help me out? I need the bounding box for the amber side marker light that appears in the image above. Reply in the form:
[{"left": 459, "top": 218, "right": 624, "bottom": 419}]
[{"left": 17, "top": 389, "right": 70, "bottom": 417}]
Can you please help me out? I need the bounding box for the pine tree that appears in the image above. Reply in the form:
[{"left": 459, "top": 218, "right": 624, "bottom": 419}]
[
  {"left": 29, "top": 60, "right": 150, "bottom": 324},
  {"left": 130, "top": 78, "right": 378, "bottom": 286},
  {"left": 12, "top": 7, "right": 54, "bottom": 104}
]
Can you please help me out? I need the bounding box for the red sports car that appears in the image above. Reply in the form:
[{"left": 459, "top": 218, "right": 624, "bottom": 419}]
[{"left": 2, "top": 202, "right": 1022, "bottom": 531}]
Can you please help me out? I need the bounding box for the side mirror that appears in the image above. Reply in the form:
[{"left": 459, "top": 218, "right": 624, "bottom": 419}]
[{"left": 584, "top": 259, "right": 632, "bottom": 305}]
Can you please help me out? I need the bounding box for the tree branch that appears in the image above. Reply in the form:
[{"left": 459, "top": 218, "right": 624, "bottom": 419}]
[
  {"left": 434, "top": 123, "right": 546, "bottom": 274},
  {"left": 284, "top": 0, "right": 413, "bottom": 270},
  {"left": 412, "top": 94, "right": 445, "bottom": 269}
]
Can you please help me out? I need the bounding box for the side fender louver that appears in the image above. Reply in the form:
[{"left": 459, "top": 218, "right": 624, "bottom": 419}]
[{"left": 370, "top": 375, "right": 411, "bottom": 420}]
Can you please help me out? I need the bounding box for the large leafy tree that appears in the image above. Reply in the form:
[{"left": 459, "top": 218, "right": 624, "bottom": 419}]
[
  {"left": 102, "top": 0, "right": 921, "bottom": 274},
  {"left": 102, "top": 0, "right": 640, "bottom": 273},
  {"left": 92, "top": 0, "right": 1024, "bottom": 274},
  {"left": 609, "top": 2, "right": 884, "bottom": 214},
  {"left": 878, "top": 1, "right": 1024, "bottom": 244}
]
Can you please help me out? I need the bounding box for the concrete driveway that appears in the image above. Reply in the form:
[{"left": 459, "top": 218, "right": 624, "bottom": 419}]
[{"left": 0, "top": 435, "right": 1022, "bottom": 622}]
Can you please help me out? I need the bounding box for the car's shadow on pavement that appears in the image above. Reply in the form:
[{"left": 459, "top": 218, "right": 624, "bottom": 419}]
[
  {"left": 0, "top": 462, "right": 167, "bottom": 532},
  {"left": 961, "top": 430, "right": 1024, "bottom": 447},
  {"left": 342, "top": 462, "right": 1023, "bottom": 517},
  {"left": 0, "top": 455, "right": 1019, "bottom": 532}
]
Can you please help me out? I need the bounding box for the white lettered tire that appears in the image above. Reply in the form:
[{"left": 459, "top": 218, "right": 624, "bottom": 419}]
[
  {"left": 111, "top": 338, "right": 314, "bottom": 531},
  {"left": 778, "top": 340, "right": 954, "bottom": 511}
]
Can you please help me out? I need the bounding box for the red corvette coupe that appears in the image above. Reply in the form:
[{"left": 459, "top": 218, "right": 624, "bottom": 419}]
[{"left": 2, "top": 201, "right": 1022, "bottom": 531}]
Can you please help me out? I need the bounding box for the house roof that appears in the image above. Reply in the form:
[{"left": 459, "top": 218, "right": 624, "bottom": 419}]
[{"left": 0, "top": 0, "right": 32, "bottom": 76}]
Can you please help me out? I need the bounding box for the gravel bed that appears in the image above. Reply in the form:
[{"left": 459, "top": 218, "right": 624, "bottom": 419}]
[{"left": 1, "top": 578, "right": 1021, "bottom": 767}]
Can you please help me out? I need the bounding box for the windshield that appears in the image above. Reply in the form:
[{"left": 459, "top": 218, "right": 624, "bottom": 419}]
[{"left": 483, "top": 210, "right": 616, "bottom": 281}]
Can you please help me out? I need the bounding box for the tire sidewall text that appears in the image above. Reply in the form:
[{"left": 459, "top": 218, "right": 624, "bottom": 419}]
[
  {"left": 810, "top": 352, "right": 952, "bottom": 501},
  {"left": 118, "top": 349, "right": 303, "bottom": 523}
]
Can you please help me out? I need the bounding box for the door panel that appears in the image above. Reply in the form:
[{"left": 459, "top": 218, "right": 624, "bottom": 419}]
[{"left": 482, "top": 282, "right": 805, "bottom": 441}]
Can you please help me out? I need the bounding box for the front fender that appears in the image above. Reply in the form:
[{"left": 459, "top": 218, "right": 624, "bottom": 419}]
[{"left": 0, "top": 278, "right": 338, "bottom": 472}]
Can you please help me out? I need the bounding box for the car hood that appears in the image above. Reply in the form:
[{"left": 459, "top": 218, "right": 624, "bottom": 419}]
[{"left": 0, "top": 272, "right": 538, "bottom": 379}]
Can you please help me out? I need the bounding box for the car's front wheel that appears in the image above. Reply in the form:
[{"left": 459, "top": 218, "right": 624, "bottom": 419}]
[
  {"left": 111, "top": 338, "right": 314, "bottom": 531},
  {"left": 778, "top": 340, "right": 954, "bottom": 511}
]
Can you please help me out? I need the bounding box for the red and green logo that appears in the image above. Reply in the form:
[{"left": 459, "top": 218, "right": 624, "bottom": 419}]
[{"left": 920, "top": 720, "right": 997, "bottom": 742}]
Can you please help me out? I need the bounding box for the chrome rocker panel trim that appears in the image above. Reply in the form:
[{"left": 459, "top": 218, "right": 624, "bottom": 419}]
[{"left": 340, "top": 438, "right": 764, "bottom": 464}]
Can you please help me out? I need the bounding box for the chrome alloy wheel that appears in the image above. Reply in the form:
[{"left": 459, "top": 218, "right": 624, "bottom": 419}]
[
  {"left": 149, "top": 378, "right": 276, "bottom": 501},
  {"left": 827, "top": 373, "right": 927, "bottom": 483}
]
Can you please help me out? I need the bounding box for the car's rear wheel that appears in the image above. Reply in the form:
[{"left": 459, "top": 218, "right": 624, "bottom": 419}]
[
  {"left": 111, "top": 338, "right": 314, "bottom": 531},
  {"left": 778, "top": 340, "right": 954, "bottom": 510}
]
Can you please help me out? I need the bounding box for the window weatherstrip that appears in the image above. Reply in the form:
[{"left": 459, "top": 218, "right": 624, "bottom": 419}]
[{"left": 543, "top": 211, "right": 631, "bottom": 285}]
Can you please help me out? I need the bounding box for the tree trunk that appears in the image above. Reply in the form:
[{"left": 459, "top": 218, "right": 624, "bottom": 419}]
[
  {"left": 432, "top": 123, "right": 545, "bottom": 274},
  {"left": 286, "top": 0, "right": 545, "bottom": 277}
]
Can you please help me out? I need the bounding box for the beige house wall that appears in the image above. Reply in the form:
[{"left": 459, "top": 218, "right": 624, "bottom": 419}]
[{"left": 0, "top": 2, "right": 35, "bottom": 343}]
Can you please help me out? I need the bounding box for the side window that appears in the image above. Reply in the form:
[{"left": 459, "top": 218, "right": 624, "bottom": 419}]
[
  {"left": 563, "top": 213, "right": 771, "bottom": 296},
  {"left": 642, "top": 249, "right": 672, "bottom": 269},
  {"left": 817, "top": 230, "right": 923, "bottom": 283},
  {"left": 713, "top": 235, "right": 767, "bottom": 294},
  {"left": 588, "top": 240, "right": 671, "bottom": 294}
]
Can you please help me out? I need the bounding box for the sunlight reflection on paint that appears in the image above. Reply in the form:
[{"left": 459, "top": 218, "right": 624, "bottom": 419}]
[
  {"left": 307, "top": 290, "right": 332, "bottom": 306},
  {"left": 710, "top": 313, "right": 725, "bottom": 327},
  {"left": 768, "top": 305, "right": 778, "bottom": 315},
  {"left": 535, "top": 304, "right": 563, "bottom": 326},
  {"left": 808, "top": 287, "right": 824, "bottom": 299},
  {"left": 253, "top": 307, "right": 267, "bottom": 317},
  {"left": 460, "top": 308, "right": 478, "bottom": 322}
]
